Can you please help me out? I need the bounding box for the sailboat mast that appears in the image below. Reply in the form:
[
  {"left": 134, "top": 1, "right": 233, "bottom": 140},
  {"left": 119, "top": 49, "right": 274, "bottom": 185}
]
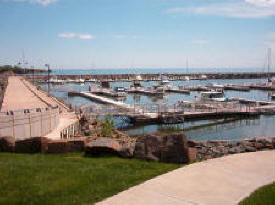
[
  {"left": 267, "top": 48, "right": 272, "bottom": 80},
  {"left": 268, "top": 48, "right": 271, "bottom": 74},
  {"left": 186, "top": 58, "right": 189, "bottom": 74}
]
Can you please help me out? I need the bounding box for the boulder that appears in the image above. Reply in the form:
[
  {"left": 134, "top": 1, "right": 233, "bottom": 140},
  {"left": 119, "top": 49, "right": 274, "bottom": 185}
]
[
  {"left": 134, "top": 133, "right": 189, "bottom": 163},
  {"left": 118, "top": 141, "right": 135, "bottom": 158},
  {"left": 15, "top": 137, "right": 48, "bottom": 153},
  {"left": 187, "top": 147, "right": 197, "bottom": 161},
  {"left": 68, "top": 139, "right": 86, "bottom": 152},
  {"left": 85, "top": 137, "right": 121, "bottom": 156},
  {"left": 47, "top": 141, "right": 69, "bottom": 153},
  {"left": 243, "top": 145, "right": 257, "bottom": 152},
  {"left": 0, "top": 136, "right": 15, "bottom": 152}
]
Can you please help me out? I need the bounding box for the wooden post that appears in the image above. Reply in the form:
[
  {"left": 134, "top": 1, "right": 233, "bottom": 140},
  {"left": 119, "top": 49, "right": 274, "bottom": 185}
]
[
  {"left": 12, "top": 114, "right": 15, "bottom": 138},
  {"left": 29, "top": 113, "right": 32, "bottom": 138},
  {"left": 41, "top": 111, "right": 43, "bottom": 137}
]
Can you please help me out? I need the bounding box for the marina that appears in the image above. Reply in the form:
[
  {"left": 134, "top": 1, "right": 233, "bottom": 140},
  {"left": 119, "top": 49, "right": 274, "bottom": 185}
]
[
  {"left": 33, "top": 70, "right": 275, "bottom": 141},
  {"left": 1, "top": 1, "right": 275, "bottom": 204}
]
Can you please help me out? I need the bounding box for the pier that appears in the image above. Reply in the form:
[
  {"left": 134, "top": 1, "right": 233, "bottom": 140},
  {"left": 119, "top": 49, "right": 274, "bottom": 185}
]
[
  {"left": 89, "top": 87, "right": 126, "bottom": 98},
  {"left": 69, "top": 91, "right": 275, "bottom": 125},
  {"left": 0, "top": 76, "right": 78, "bottom": 140}
]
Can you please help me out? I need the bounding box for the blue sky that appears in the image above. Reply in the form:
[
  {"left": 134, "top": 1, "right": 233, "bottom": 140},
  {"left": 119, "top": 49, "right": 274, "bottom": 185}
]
[{"left": 0, "top": 0, "right": 275, "bottom": 70}]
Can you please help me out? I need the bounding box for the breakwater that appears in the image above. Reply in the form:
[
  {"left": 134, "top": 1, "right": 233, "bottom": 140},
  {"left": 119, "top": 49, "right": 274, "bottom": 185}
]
[{"left": 29, "top": 72, "right": 275, "bottom": 82}]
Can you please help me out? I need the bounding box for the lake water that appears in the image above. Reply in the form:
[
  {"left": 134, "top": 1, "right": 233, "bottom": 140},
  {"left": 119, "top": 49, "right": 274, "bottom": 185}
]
[{"left": 38, "top": 68, "right": 275, "bottom": 141}]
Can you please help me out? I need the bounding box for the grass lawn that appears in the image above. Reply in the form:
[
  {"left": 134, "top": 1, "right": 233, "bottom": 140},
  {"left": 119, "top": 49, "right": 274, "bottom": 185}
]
[
  {"left": 239, "top": 182, "right": 275, "bottom": 205},
  {"left": 0, "top": 153, "right": 181, "bottom": 205}
]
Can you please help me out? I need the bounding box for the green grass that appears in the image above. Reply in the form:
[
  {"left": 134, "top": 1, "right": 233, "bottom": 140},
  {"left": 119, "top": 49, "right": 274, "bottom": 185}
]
[
  {"left": 239, "top": 182, "right": 275, "bottom": 205},
  {"left": 0, "top": 153, "right": 181, "bottom": 205}
]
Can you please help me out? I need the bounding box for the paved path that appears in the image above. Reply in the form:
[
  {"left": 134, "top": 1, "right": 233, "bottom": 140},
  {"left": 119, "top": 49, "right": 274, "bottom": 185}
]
[
  {"left": 1, "top": 76, "right": 77, "bottom": 139},
  {"left": 1, "top": 76, "right": 49, "bottom": 111},
  {"left": 97, "top": 150, "right": 275, "bottom": 205}
]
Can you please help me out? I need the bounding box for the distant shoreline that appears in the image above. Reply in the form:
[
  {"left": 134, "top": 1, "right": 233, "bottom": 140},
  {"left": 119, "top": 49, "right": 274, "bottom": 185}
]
[{"left": 0, "top": 65, "right": 50, "bottom": 74}]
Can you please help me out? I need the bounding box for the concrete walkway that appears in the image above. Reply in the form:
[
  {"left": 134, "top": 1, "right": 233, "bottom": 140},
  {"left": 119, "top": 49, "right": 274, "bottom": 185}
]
[
  {"left": 1, "top": 76, "right": 49, "bottom": 111},
  {"left": 97, "top": 150, "right": 275, "bottom": 205},
  {"left": 1, "top": 76, "right": 78, "bottom": 139}
]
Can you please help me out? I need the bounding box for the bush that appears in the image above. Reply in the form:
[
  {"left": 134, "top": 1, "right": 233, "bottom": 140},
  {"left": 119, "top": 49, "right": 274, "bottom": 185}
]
[{"left": 100, "top": 115, "right": 115, "bottom": 137}]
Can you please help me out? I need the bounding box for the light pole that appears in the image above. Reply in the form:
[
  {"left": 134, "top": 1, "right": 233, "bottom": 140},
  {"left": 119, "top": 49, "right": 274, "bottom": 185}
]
[
  {"left": 45, "top": 64, "right": 50, "bottom": 94},
  {"left": 31, "top": 66, "right": 34, "bottom": 83}
]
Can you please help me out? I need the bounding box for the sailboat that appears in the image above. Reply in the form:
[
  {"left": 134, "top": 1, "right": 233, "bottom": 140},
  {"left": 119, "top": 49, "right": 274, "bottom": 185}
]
[
  {"left": 267, "top": 48, "right": 273, "bottom": 83},
  {"left": 184, "top": 58, "right": 190, "bottom": 81}
]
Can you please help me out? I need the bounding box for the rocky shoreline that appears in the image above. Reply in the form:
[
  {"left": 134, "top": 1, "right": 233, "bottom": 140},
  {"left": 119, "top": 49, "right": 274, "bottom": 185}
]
[{"left": 0, "top": 134, "right": 274, "bottom": 164}]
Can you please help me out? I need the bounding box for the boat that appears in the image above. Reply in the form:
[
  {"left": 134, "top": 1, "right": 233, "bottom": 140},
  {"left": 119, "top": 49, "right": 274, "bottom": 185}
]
[
  {"left": 206, "top": 83, "right": 224, "bottom": 89},
  {"left": 77, "top": 78, "right": 85, "bottom": 83},
  {"left": 131, "top": 75, "right": 143, "bottom": 88},
  {"left": 200, "top": 75, "right": 207, "bottom": 80},
  {"left": 199, "top": 91, "right": 228, "bottom": 102},
  {"left": 48, "top": 77, "right": 64, "bottom": 84},
  {"left": 184, "top": 76, "right": 190, "bottom": 81},
  {"left": 159, "top": 75, "right": 170, "bottom": 86},
  {"left": 114, "top": 87, "right": 127, "bottom": 97}
]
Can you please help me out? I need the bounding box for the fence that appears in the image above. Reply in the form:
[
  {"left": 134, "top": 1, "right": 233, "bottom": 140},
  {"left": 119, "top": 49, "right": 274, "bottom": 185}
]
[
  {"left": 0, "top": 107, "right": 60, "bottom": 140},
  {"left": 78, "top": 101, "right": 257, "bottom": 116}
]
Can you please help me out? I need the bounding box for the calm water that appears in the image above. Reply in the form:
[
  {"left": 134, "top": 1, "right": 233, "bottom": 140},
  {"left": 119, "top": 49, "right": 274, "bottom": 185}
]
[{"left": 38, "top": 69, "right": 275, "bottom": 141}]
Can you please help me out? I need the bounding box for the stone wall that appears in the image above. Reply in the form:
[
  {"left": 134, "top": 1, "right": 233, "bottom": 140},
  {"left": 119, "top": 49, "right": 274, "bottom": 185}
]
[
  {"left": 0, "top": 136, "right": 88, "bottom": 154},
  {"left": 0, "top": 134, "right": 274, "bottom": 164},
  {"left": 188, "top": 137, "right": 275, "bottom": 161}
]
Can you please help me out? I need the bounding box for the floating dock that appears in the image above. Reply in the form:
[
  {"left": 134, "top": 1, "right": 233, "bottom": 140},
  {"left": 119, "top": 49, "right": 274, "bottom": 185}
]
[
  {"left": 165, "top": 86, "right": 191, "bottom": 94},
  {"left": 127, "top": 88, "right": 165, "bottom": 96},
  {"left": 224, "top": 85, "right": 250, "bottom": 92},
  {"left": 69, "top": 91, "right": 275, "bottom": 125},
  {"left": 89, "top": 88, "right": 126, "bottom": 98}
]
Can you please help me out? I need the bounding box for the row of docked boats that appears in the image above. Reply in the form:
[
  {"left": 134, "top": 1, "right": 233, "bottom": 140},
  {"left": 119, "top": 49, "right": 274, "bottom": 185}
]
[{"left": 87, "top": 75, "right": 229, "bottom": 103}]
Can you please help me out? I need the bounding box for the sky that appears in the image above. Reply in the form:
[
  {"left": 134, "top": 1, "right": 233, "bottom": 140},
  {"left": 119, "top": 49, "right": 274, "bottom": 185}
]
[{"left": 0, "top": 0, "right": 275, "bottom": 70}]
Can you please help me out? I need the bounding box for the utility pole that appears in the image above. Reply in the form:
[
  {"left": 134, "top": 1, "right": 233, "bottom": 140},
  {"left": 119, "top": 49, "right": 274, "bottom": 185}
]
[{"left": 45, "top": 64, "right": 50, "bottom": 94}]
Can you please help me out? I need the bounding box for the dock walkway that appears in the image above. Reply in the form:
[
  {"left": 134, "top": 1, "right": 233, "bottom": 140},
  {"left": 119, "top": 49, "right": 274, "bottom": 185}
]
[
  {"left": 97, "top": 150, "right": 275, "bottom": 205},
  {"left": 70, "top": 91, "right": 158, "bottom": 119}
]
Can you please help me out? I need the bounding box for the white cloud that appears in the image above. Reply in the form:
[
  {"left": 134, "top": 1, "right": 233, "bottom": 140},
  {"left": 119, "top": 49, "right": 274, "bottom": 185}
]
[
  {"left": 245, "top": 0, "right": 275, "bottom": 7},
  {"left": 58, "top": 33, "right": 76, "bottom": 39},
  {"left": 191, "top": 40, "right": 209, "bottom": 45},
  {"left": 6, "top": 0, "right": 57, "bottom": 6},
  {"left": 58, "top": 33, "right": 95, "bottom": 40},
  {"left": 167, "top": 1, "right": 275, "bottom": 18},
  {"left": 78, "top": 34, "right": 95, "bottom": 39}
]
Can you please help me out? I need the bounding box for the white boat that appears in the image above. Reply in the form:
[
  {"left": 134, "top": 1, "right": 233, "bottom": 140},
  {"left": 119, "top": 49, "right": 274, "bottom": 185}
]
[
  {"left": 159, "top": 75, "right": 170, "bottom": 86},
  {"left": 132, "top": 75, "right": 143, "bottom": 88},
  {"left": 200, "top": 91, "right": 228, "bottom": 102},
  {"left": 77, "top": 78, "right": 85, "bottom": 83},
  {"left": 200, "top": 75, "right": 207, "bottom": 80},
  {"left": 136, "top": 75, "right": 142, "bottom": 81},
  {"left": 206, "top": 83, "right": 224, "bottom": 89},
  {"left": 114, "top": 87, "right": 127, "bottom": 97},
  {"left": 184, "top": 76, "right": 190, "bottom": 81},
  {"left": 48, "top": 77, "right": 64, "bottom": 84}
]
